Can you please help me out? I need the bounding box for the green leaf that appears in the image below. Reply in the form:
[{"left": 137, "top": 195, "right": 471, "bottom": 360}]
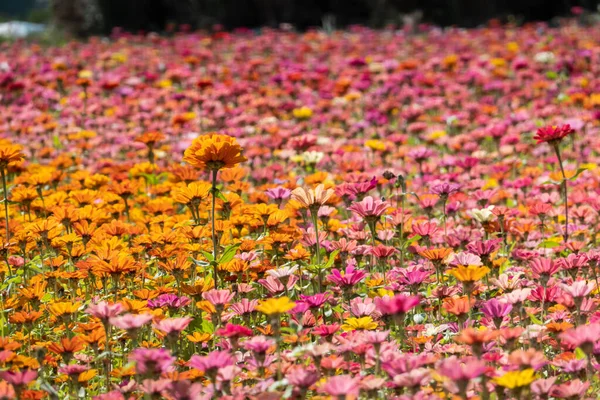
[
  {"left": 404, "top": 235, "right": 421, "bottom": 247},
  {"left": 219, "top": 243, "right": 240, "bottom": 264},
  {"left": 569, "top": 168, "right": 588, "bottom": 181},
  {"left": 200, "top": 251, "right": 214, "bottom": 263},
  {"left": 215, "top": 189, "right": 228, "bottom": 203},
  {"left": 574, "top": 347, "right": 586, "bottom": 360},
  {"left": 527, "top": 312, "right": 543, "bottom": 325},
  {"left": 323, "top": 250, "right": 340, "bottom": 269},
  {"left": 52, "top": 134, "right": 63, "bottom": 149},
  {"left": 201, "top": 318, "right": 215, "bottom": 334},
  {"left": 539, "top": 240, "right": 560, "bottom": 249}
]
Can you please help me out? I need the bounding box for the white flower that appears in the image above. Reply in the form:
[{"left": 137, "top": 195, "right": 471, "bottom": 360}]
[
  {"left": 469, "top": 206, "right": 495, "bottom": 223},
  {"left": 534, "top": 52, "right": 555, "bottom": 64},
  {"left": 266, "top": 265, "right": 298, "bottom": 279},
  {"left": 301, "top": 151, "right": 324, "bottom": 164}
]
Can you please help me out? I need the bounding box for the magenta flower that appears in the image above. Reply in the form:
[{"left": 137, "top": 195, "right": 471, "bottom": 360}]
[
  {"left": 216, "top": 323, "right": 253, "bottom": 339},
  {"left": 480, "top": 298, "right": 512, "bottom": 328},
  {"left": 147, "top": 294, "right": 192, "bottom": 309},
  {"left": 375, "top": 294, "right": 420, "bottom": 316},
  {"left": 533, "top": 124, "right": 575, "bottom": 144},
  {"left": 327, "top": 265, "right": 367, "bottom": 288},
  {"left": 129, "top": 348, "right": 176, "bottom": 376}
]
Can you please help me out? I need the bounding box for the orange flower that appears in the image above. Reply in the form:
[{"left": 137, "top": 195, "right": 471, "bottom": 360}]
[
  {"left": 443, "top": 296, "right": 476, "bottom": 316},
  {"left": 172, "top": 182, "right": 212, "bottom": 205},
  {"left": 48, "top": 337, "right": 86, "bottom": 357},
  {"left": 183, "top": 133, "right": 246, "bottom": 171},
  {"left": 418, "top": 247, "right": 453, "bottom": 263},
  {"left": 455, "top": 328, "right": 498, "bottom": 345},
  {"left": 0, "top": 143, "right": 25, "bottom": 168},
  {"left": 135, "top": 131, "right": 165, "bottom": 146},
  {"left": 48, "top": 301, "right": 82, "bottom": 317}
]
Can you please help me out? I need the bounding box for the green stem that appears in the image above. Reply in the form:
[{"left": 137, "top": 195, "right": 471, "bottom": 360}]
[
  {"left": 554, "top": 145, "right": 569, "bottom": 242},
  {"left": 211, "top": 169, "right": 219, "bottom": 287},
  {"left": 1, "top": 168, "right": 9, "bottom": 242}
]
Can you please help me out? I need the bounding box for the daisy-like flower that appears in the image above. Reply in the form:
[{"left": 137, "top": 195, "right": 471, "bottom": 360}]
[
  {"left": 291, "top": 184, "right": 334, "bottom": 211},
  {"left": 0, "top": 143, "right": 24, "bottom": 168},
  {"left": 533, "top": 124, "right": 574, "bottom": 145},
  {"left": 341, "top": 316, "right": 378, "bottom": 331},
  {"left": 449, "top": 265, "right": 490, "bottom": 282},
  {"left": 348, "top": 196, "right": 389, "bottom": 221},
  {"left": 183, "top": 133, "right": 246, "bottom": 171},
  {"left": 255, "top": 296, "right": 296, "bottom": 316}
]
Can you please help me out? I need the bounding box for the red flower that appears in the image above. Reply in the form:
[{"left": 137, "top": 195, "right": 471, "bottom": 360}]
[{"left": 533, "top": 124, "right": 575, "bottom": 144}]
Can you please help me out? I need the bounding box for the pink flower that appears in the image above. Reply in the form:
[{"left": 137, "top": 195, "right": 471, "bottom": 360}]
[
  {"left": 215, "top": 323, "right": 253, "bottom": 339},
  {"left": 550, "top": 379, "right": 590, "bottom": 398},
  {"left": 320, "top": 375, "right": 360, "bottom": 397},
  {"left": 202, "top": 289, "right": 235, "bottom": 306},
  {"left": 129, "top": 348, "right": 175, "bottom": 376},
  {"left": 153, "top": 317, "right": 192, "bottom": 336},
  {"left": 109, "top": 313, "right": 153, "bottom": 330},
  {"left": 559, "top": 324, "right": 600, "bottom": 352},
  {"left": 286, "top": 365, "right": 319, "bottom": 388},
  {"left": 85, "top": 301, "right": 124, "bottom": 322},
  {"left": 529, "top": 258, "right": 560, "bottom": 280},
  {"left": 348, "top": 196, "right": 389, "bottom": 220},
  {"left": 327, "top": 265, "right": 367, "bottom": 287},
  {"left": 0, "top": 369, "right": 37, "bottom": 386},
  {"left": 437, "top": 356, "right": 487, "bottom": 381},
  {"left": 189, "top": 350, "right": 234, "bottom": 378},
  {"left": 533, "top": 124, "right": 575, "bottom": 144},
  {"left": 375, "top": 294, "right": 420, "bottom": 316},
  {"left": 561, "top": 280, "right": 596, "bottom": 298}
]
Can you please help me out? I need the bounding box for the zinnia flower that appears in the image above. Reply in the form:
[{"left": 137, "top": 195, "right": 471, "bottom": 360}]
[
  {"left": 533, "top": 124, "right": 574, "bottom": 144},
  {"left": 183, "top": 133, "right": 246, "bottom": 171},
  {"left": 256, "top": 296, "right": 296, "bottom": 316}
]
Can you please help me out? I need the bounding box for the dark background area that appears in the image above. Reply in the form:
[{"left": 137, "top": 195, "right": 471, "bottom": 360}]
[{"left": 0, "top": 0, "right": 596, "bottom": 35}]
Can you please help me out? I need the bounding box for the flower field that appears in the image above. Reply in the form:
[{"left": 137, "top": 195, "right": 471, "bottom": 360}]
[{"left": 0, "top": 20, "right": 600, "bottom": 399}]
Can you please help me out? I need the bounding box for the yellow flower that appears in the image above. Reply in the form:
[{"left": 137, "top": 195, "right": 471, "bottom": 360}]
[
  {"left": 365, "top": 139, "right": 386, "bottom": 152},
  {"left": 493, "top": 369, "right": 536, "bottom": 389},
  {"left": 256, "top": 297, "right": 296, "bottom": 316},
  {"left": 78, "top": 369, "right": 97, "bottom": 382},
  {"left": 506, "top": 42, "right": 519, "bottom": 52},
  {"left": 292, "top": 106, "right": 313, "bottom": 119},
  {"left": 449, "top": 265, "right": 490, "bottom": 282},
  {"left": 341, "top": 316, "right": 378, "bottom": 331},
  {"left": 187, "top": 332, "right": 212, "bottom": 343}
]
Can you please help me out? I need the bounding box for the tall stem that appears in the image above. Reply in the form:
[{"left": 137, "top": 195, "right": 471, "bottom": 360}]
[
  {"left": 312, "top": 210, "right": 321, "bottom": 265},
  {"left": 1, "top": 168, "right": 10, "bottom": 242},
  {"left": 211, "top": 169, "right": 219, "bottom": 287},
  {"left": 554, "top": 145, "right": 569, "bottom": 242}
]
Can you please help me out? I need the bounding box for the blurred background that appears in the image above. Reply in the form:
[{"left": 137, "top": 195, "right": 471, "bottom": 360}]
[{"left": 0, "top": 0, "right": 597, "bottom": 37}]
